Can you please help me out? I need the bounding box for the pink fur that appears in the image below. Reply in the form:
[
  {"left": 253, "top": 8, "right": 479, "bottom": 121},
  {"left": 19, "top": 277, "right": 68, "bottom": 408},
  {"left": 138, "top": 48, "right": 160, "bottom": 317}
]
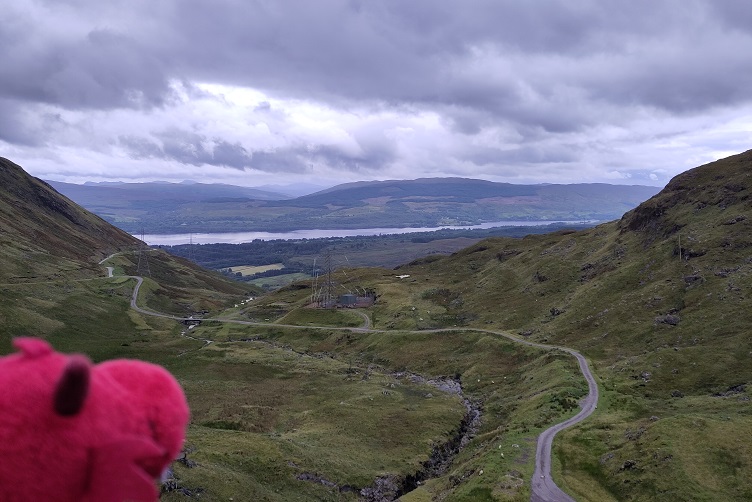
[{"left": 0, "top": 338, "right": 189, "bottom": 502}]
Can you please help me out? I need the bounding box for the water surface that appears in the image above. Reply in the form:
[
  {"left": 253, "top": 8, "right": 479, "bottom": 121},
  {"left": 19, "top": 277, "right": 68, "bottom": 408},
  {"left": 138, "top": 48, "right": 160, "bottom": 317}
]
[{"left": 141, "top": 220, "right": 592, "bottom": 245}]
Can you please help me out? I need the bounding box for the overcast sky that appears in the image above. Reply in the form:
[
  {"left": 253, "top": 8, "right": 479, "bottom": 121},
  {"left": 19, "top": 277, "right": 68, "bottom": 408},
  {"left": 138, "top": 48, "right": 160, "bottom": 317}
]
[{"left": 2, "top": 0, "right": 751, "bottom": 189}]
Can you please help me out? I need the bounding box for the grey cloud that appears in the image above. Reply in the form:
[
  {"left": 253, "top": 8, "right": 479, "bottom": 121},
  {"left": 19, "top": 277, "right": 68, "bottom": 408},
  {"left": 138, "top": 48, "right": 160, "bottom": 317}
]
[
  {"left": 0, "top": 100, "right": 40, "bottom": 146},
  {"left": 310, "top": 143, "right": 396, "bottom": 172},
  {"left": 254, "top": 102, "right": 272, "bottom": 113},
  {"left": 164, "top": 1, "right": 740, "bottom": 107},
  {"left": 709, "top": 1, "right": 752, "bottom": 35},
  {"left": 120, "top": 131, "right": 226, "bottom": 168},
  {"left": 465, "top": 145, "right": 580, "bottom": 167},
  {"left": 119, "top": 130, "right": 306, "bottom": 172},
  {"left": 442, "top": 107, "right": 488, "bottom": 136},
  {"left": 118, "top": 126, "right": 397, "bottom": 174},
  {"left": 212, "top": 141, "right": 253, "bottom": 169},
  {"left": 119, "top": 135, "right": 164, "bottom": 159},
  {"left": 5, "top": 0, "right": 752, "bottom": 186},
  {"left": 153, "top": 131, "right": 258, "bottom": 170},
  {"left": 0, "top": 24, "right": 172, "bottom": 109},
  {"left": 157, "top": 130, "right": 213, "bottom": 166},
  {"left": 0, "top": 99, "right": 69, "bottom": 147},
  {"left": 249, "top": 150, "right": 309, "bottom": 173},
  {"left": 246, "top": 139, "right": 397, "bottom": 174},
  {"left": 8, "top": 0, "right": 752, "bottom": 121}
]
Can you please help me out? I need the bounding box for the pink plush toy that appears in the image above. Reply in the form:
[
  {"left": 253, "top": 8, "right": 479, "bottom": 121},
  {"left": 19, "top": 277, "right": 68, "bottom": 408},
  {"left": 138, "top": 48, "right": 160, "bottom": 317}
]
[{"left": 0, "top": 338, "right": 190, "bottom": 502}]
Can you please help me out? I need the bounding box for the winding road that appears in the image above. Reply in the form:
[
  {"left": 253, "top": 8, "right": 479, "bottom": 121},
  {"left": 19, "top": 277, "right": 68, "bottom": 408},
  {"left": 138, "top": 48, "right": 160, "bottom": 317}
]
[
  {"left": 117, "top": 267, "right": 598, "bottom": 502},
  {"left": 529, "top": 347, "right": 598, "bottom": 502}
]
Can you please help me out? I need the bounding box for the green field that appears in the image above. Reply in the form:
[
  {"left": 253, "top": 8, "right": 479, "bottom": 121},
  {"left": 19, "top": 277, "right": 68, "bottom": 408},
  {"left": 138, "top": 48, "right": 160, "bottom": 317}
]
[{"left": 224, "top": 263, "right": 285, "bottom": 276}]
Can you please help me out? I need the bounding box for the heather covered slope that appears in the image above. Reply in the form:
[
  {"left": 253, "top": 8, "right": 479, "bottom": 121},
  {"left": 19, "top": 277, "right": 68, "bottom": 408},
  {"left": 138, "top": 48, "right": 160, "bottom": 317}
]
[
  {"left": 0, "top": 157, "right": 255, "bottom": 325},
  {"left": 0, "top": 157, "right": 138, "bottom": 281}
]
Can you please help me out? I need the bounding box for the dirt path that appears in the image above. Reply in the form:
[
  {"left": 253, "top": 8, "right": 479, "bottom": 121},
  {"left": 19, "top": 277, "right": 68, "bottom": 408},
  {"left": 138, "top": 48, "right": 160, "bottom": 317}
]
[{"left": 119, "top": 270, "right": 597, "bottom": 501}]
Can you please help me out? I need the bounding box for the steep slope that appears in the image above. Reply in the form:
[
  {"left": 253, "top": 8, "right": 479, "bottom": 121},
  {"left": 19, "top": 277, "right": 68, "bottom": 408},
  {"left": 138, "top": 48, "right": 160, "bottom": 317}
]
[
  {"left": 0, "top": 157, "right": 139, "bottom": 281},
  {"left": 0, "top": 157, "right": 255, "bottom": 308}
]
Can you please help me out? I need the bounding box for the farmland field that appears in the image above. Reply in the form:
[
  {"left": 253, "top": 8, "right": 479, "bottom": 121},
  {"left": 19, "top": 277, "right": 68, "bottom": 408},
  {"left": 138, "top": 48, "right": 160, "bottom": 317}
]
[{"left": 226, "top": 263, "right": 285, "bottom": 276}]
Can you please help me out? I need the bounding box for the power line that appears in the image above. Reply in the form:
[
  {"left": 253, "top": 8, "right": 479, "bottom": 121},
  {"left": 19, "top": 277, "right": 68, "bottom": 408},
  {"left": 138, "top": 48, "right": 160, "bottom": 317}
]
[{"left": 137, "top": 229, "right": 151, "bottom": 277}]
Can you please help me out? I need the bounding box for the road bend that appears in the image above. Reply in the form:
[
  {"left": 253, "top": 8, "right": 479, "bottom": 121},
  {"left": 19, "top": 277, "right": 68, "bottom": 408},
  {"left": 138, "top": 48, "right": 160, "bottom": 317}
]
[{"left": 121, "top": 270, "right": 598, "bottom": 501}]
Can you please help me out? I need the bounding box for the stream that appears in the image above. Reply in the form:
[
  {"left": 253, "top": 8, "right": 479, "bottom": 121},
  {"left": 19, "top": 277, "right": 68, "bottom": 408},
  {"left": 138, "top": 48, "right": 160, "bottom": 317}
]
[{"left": 361, "top": 372, "right": 482, "bottom": 502}]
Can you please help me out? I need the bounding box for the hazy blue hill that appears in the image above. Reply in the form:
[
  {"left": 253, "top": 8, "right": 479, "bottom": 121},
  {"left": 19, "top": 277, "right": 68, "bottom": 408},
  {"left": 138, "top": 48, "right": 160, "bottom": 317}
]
[
  {"left": 48, "top": 180, "right": 290, "bottom": 205},
  {"left": 280, "top": 177, "right": 540, "bottom": 206},
  {"left": 48, "top": 176, "right": 661, "bottom": 234}
]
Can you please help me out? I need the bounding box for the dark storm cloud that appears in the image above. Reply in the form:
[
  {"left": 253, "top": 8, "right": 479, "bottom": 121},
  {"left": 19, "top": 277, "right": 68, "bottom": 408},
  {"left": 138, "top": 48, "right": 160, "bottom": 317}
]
[{"left": 157, "top": 0, "right": 752, "bottom": 117}]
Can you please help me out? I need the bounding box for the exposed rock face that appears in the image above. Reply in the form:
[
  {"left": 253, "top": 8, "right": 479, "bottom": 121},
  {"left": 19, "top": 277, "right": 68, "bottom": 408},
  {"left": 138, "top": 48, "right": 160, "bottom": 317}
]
[
  {"left": 655, "top": 314, "right": 681, "bottom": 326},
  {"left": 359, "top": 475, "right": 401, "bottom": 502}
]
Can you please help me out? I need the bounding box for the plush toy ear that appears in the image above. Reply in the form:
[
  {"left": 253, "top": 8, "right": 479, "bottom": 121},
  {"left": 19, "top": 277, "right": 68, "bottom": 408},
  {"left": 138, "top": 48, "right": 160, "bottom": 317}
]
[
  {"left": 54, "top": 355, "right": 91, "bottom": 416},
  {"left": 13, "top": 337, "right": 53, "bottom": 358}
]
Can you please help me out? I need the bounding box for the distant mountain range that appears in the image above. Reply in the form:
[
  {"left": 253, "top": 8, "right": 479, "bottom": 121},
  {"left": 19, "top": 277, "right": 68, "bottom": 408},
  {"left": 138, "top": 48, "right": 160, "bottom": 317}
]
[
  {"left": 47, "top": 177, "right": 661, "bottom": 234},
  {"left": 47, "top": 179, "right": 292, "bottom": 203}
]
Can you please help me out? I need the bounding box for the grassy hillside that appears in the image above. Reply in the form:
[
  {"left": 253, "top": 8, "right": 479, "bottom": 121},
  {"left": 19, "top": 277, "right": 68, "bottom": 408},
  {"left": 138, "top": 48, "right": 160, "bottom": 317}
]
[
  {"left": 0, "top": 158, "right": 257, "bottom": 347},
  {"left": 0, "top": 157, "right": 138, "bottom": 282},
  {"left": 0, "top": 159, "right": 509, "bottom": 500},
  {"left": 364, "top": 151, "right": 752, "bottom": 500}
]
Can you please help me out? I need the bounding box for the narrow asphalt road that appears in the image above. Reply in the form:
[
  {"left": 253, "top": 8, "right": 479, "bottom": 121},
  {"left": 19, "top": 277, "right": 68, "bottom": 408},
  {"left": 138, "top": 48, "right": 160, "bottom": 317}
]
[
  {"left": 529, "top": 347, "right": 598, "bottom": 502},
  {"left": 121, "top": 271, "right": 597, "bottom": 501}
]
